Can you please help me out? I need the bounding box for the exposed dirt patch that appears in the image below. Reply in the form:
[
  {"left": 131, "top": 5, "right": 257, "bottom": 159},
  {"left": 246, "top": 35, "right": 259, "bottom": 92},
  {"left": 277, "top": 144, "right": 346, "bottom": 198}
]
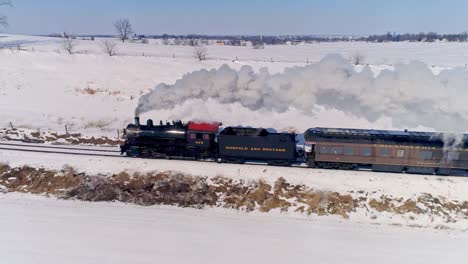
[
  {"left": 0, "top": 164, "right": 80, "bottom": 194},
  {"left": 67, "top": 172, "right": 218, "bottom": 208}
]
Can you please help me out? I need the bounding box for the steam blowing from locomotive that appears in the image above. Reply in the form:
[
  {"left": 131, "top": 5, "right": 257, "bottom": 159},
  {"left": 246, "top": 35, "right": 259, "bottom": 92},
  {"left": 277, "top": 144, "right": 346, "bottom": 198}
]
[{"left": 135, "top": 54, "right": 468, "bottom": 132}]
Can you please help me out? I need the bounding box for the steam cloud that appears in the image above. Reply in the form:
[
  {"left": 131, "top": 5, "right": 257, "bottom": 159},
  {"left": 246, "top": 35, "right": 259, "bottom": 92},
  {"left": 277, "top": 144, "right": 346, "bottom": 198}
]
[{"left": 136, "top": 54, "right": 468, "bottom": 132}]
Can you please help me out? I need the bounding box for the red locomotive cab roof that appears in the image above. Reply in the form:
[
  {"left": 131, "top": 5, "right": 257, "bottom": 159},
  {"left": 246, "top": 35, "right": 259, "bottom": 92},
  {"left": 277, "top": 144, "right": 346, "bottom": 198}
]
[{"left": 188, "top": 122, "right": 220, "bottom": 133}]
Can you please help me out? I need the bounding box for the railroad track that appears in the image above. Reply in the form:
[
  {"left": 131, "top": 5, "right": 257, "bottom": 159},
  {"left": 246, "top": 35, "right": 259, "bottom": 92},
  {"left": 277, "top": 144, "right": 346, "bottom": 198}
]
[{"left": 0, "top": 141, "right": 122, "bottom": 158}]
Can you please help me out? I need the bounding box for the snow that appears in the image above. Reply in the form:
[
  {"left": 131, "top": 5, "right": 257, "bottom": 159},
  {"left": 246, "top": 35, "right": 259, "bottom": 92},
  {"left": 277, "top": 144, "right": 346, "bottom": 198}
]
[
  {"left": 0, "top": 193, "right": 466, "bottom": 264},
  {"left": 0, "top": 141, "right": 120, "bottom": 156},
  {"left": 4, "top": 34, "right": 468, "bottom": 66},
  {"left": 2, "top": 34, "right": 468, "bottom": 261}
]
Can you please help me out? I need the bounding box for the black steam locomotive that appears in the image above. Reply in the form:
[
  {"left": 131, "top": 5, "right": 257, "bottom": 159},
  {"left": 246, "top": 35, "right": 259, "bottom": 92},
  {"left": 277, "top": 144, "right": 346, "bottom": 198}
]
[
  {"left": 121, "top": 117, "right": 468, "bottom": 175},
  {"left": 121, "top": 117, "right": 218, "bottom": 159},
  {"left": 121, "top": 117, "right": 299, "bottom": 164}
]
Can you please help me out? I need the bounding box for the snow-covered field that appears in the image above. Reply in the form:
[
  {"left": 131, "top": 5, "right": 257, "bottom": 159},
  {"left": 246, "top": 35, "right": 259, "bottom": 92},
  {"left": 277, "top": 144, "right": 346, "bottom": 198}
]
[
  {"left": 2, "top": 34, "right": 468, "bottom": 135},
  {"left": 2, "top": 34, "right": 468, "bottom": 263},
  {"left": 1, "top": 193, "right": 467, "bottom": 264}
]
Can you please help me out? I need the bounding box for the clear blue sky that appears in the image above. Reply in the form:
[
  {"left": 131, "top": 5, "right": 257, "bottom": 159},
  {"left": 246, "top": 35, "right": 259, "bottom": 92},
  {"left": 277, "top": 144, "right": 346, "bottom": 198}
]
[{"left": 3, "top": 0, "right": 468, "bottom": 35}]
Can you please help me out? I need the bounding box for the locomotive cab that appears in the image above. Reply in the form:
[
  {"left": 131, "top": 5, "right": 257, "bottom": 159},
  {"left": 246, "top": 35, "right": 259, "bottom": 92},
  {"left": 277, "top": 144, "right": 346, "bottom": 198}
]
[{"left": 186, "top": 122, "right": 220, "bottom": 158}]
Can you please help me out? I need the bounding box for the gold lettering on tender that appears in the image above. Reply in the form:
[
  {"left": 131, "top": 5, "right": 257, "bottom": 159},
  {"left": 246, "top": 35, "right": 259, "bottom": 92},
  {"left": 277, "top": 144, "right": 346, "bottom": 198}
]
[{"left": 224, "top": 146, "right": 288, "bottom": 152}]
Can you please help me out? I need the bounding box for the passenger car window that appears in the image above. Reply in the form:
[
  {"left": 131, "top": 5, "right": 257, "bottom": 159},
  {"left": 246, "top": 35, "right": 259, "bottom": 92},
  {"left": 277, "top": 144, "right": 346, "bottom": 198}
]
[
  {"left": 378, "top": 148, "right": 392, "bottom": 157},
  {"left": 319, "top": 146, "right": 330, "bottom": 154},
  {"left": 396, "top": 149, "right": 405, "bottom": 158},
  {"left": 418, "top": 150, "right": 433, "bottom": 160},
  {"left": 331, "top": 147, "right": 343, "bottom": 155},
  {"left": 447, "top": 151, "right": 459, "bottom": 160},
  {"left": 360, "top": 147, "right": 372, "bottom": 156},
  {"left": 344, "top": 146, "right": 354, "bottom": 155}
]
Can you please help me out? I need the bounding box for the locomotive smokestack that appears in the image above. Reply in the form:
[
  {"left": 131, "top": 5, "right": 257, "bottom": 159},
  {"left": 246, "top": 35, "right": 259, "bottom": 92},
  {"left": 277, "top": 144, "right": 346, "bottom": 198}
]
[{"left": 135, "top": 116, "right": 140, "bottom": 126}]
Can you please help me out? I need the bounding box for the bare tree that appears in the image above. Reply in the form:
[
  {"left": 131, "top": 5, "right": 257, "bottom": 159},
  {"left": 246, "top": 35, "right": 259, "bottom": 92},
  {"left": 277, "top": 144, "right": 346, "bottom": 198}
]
[
  {"left": 15, "top": 42, "right": 23, "bottom": 51},
  {"left": 62, "top": 35, "right": 76, "bottom": 54},
  {"left": 351, "top": 52, "right": 365, "bottom": 65},
  {"left": 114, "top": 18, "right": 133, "bottom": 43},
  {"left": 252, "top": 41, "right": 265, "bottom": 49},
  {"left": 0, "top": 0, "right": 12, "bottom": 28},
  {"left": 161, "top": 38, "right": 170, "bottom": 45},
  {"left": 9, "top": 41, "right": 23, "bottom": 52},
  {"left": 173, "top": 38, "right": 182, "bottom": 45},
  {"left": 187, "top": 38, "right": 197, "bottom": 46},
  {"left": 101, "top": 39, "right": 117, "bottom": 56},
  {"left": 193, "top": 45, "right": 207, "bottom": 61}
]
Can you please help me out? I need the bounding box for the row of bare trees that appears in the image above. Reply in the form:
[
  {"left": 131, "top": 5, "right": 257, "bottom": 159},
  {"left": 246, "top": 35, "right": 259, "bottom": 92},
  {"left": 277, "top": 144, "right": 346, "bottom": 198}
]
[
  {"left": 59, "top": 17, "right": 207, "bottom": 60},
  {"left": 59, "top": 18, "right": 130, "bottom": 55},
  {"left": 60, "top": 35, "right": 117, "bottom": 56},
  {"left": 60, "top": 36, "right": 205, "bottom": 60}
]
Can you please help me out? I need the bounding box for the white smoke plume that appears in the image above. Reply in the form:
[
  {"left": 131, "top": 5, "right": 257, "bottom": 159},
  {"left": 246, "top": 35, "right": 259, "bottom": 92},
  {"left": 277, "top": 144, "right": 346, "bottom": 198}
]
[
  {"left": 135, "top": 54, "right": 468, "bottom": 132},
  {"left": 427, "top": 132, "right": 467, "bottom": 163}
]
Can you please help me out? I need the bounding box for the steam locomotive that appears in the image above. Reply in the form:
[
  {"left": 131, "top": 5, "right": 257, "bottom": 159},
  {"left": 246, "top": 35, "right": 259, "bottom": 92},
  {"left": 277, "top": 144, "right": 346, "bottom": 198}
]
[
  {"left": 121, "top": 117, "right": 218, "bottom": 159},
  {"left": 121, "top": 117, "right": 468, "bottom": 175}
]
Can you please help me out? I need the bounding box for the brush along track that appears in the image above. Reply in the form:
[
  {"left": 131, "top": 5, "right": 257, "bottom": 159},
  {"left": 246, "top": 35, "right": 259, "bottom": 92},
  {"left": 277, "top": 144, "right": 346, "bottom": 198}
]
[{"left": 0, "top": 141, "right": 121, "bottom": 157}]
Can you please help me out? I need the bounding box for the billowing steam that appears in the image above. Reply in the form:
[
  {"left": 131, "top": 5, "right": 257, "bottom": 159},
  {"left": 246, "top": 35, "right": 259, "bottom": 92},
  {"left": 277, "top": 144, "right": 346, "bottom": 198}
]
[{"left": 136, "top": 54, "right": 468, "bottom": 132}]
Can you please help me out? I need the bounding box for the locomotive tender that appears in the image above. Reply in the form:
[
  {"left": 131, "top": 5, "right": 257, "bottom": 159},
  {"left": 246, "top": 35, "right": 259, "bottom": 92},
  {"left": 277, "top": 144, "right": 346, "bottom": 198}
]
[
  {"left": 121, "top": 117, "right": 468, "bottom": 176},
  {"left": 218, "top": 127, "right": 298, "bottom": 165}
]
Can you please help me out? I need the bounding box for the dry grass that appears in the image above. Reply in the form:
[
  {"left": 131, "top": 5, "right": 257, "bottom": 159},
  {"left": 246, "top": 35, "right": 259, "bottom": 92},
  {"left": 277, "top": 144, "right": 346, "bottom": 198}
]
[
  {"left": 82, "top": 87, "right": 97, "bottom": 95},
  {"left": 0, "top": 164, "right": 80, "bottom": 194},
  {"left": 76, "top": 87, "right": 122, "bottom": 96},
  {"left": 0, "top": 128, "right": 122, "bottom": 145},
  {"left": 66, "top": 172, "right": 218, "bottom": 208}
]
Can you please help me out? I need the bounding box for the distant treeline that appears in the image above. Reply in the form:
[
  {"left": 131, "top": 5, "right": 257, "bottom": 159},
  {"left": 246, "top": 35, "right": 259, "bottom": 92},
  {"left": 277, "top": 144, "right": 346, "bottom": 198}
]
[
  {"left": 152, "top": 32, "right": 468, "bottom": 43},
  {"left": 362, "top": 32, "right": 468, "bottom": 42},
  {"left": 46, "top": 32, "right": 468, "bottom": 45}
]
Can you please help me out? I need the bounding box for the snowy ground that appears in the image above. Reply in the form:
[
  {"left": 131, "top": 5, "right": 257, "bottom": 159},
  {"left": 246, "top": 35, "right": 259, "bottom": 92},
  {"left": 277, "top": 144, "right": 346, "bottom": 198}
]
[
  {"left": 1, "top": 193, "right": 467, "bottom": 264},
  {"left": 2, "top": 147, "right": 468, "bottom": 230},
  {"left": 2, "top": 34, "right": 468, "bottom": 262},
  {"left": 4, "top": 34, "right": 468, "bottom": 66}
]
